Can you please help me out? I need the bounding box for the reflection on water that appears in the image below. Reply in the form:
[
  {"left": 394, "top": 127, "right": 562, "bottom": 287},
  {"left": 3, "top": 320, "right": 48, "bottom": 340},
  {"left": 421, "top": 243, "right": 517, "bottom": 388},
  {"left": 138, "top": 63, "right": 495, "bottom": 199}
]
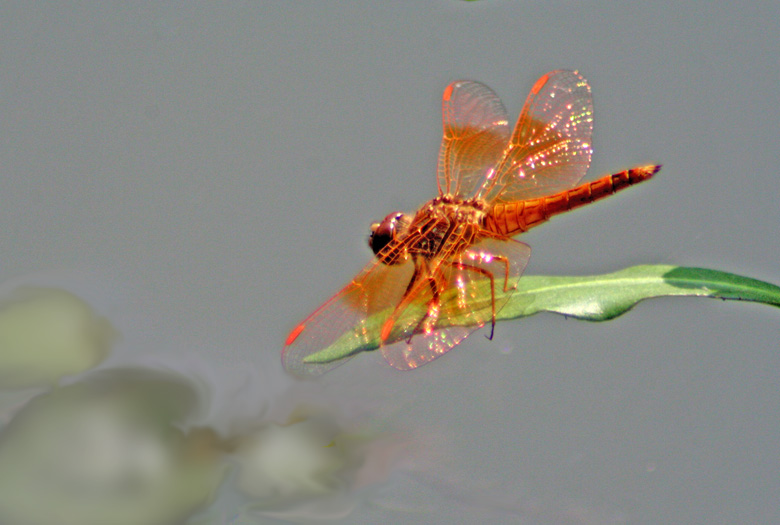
[
  {"left": 0, "top": 285, "right": 407, "bottom": 524},
  {"left": 0, "top": 365, "right": 408, "bottom": 524},
  {"left": 0, "top": 284, "right": 615, "bottom": 524}
]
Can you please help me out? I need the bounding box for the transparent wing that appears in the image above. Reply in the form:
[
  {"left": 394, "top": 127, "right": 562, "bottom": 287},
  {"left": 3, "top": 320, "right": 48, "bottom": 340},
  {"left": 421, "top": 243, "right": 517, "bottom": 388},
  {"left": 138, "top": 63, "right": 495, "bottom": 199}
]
[
  {"left": 475, "top": 70, "right": 594, "bottom": 202},
  {"left": 381, "top": 237, "right": 531, "bottom": 370},
  {"left": 438, "top": 81, "right": 511, "bottom": 198},
  {"left": 282, "top": 256, "right": 416, "bottom": 377}
]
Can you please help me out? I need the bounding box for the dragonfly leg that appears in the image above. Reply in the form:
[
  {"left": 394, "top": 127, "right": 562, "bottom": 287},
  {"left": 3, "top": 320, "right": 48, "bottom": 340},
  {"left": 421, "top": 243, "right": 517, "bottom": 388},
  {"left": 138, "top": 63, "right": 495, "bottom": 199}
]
[
  {"left": 449, "top": 260, "right": 497, "bottom": 340},
  {"left": 381, "top": 263, "right": 419, "bottom": 342},
  {"left": 491, "top": 254, "right": 512, "bottom": 292},
  {"left": 380, "top": 258, "right": 441, "bottom": 343},
  {"left": 466, "top": 248, "right": 513, "bottom": 292},
  {"left": 406, "top": 278, "right": 441, "bottom": 343}
]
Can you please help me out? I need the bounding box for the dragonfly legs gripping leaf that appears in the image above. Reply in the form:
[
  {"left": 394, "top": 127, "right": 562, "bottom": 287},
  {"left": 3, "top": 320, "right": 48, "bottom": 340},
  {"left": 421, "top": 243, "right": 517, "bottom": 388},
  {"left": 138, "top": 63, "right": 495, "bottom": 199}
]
[
  {"left": 380, "top": 258, "right": 439, "bottom": 343},
  {"left": 462, "top": 249, "right": 515, "bottom": 340}
]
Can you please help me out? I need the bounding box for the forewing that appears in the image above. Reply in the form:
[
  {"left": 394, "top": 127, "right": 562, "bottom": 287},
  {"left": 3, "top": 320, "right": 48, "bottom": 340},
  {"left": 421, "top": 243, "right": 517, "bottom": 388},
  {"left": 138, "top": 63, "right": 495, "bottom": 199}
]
[
  {"left": 438, "top": 81, "right": 511, "bottom": 198},
  {"left": 381, "top": 237, "right": 531, "bottom": 370},
  {"left": 476, "top": 70, "right": 593, "bottom": 202},
  {"left": 282, "top": 257, "right": 415, "bottom": 377}
]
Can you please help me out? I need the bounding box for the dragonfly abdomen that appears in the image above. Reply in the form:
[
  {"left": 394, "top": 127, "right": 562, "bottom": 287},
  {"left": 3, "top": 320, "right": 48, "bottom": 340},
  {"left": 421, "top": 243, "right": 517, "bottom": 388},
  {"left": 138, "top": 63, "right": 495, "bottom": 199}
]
[{"left": 485, "top": 164, "right": 660, "bottom": 237}]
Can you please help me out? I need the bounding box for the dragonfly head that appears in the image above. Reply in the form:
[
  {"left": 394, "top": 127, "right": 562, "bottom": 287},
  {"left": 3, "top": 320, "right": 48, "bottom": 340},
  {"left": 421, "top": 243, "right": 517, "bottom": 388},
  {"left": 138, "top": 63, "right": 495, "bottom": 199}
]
[{"left": 369, "top": 212, "right": 410, "bottom": 264}]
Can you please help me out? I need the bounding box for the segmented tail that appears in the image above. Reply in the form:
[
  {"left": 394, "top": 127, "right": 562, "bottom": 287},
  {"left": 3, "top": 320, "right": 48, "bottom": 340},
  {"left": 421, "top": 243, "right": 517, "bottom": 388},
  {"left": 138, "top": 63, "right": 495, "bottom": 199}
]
[{"left": 485, "top": 164, "right": 660, "bottom": 237}]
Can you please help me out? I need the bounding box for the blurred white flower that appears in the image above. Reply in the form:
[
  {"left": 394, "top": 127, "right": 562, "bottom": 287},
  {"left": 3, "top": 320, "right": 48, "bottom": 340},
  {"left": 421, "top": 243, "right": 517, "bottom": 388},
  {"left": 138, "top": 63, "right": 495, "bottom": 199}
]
[
  {"left": 233, "top": 419, "right": 346, "bottom": 502},
  {"left": 0, "top": 287, "right": 116, "bottom": 389},
  {"left": 204, "top": 394, "right": 408, "bottom": 524},
  {"left": 0, "top": 368, "right": 224, "bottom": 525}
]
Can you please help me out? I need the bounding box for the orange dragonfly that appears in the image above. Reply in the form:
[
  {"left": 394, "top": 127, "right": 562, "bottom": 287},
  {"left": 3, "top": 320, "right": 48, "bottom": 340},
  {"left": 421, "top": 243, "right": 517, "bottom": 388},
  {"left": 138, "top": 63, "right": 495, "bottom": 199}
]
[{"left": 283, "top": 70, "right": 659, "bottom": 377}]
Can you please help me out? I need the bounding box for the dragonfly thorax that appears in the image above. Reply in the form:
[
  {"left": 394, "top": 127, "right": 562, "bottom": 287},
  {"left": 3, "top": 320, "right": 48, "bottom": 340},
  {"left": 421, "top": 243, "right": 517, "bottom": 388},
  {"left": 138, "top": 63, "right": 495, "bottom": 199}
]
[
  {"left": 401, "top": 196, "right": 488, "bottom": 261},
  {"left": 427, "top": 195, "right": 488, "bottom": 223}
]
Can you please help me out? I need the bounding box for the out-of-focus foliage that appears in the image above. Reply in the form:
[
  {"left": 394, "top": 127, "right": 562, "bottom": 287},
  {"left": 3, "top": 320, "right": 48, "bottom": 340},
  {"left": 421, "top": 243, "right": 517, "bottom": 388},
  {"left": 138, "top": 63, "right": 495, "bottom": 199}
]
[
  {"left": 0, "top": 287, "right": 116, "bottom": 389},
  {"left": 0, "top": 368, "right": 224, "bottom": 525}
]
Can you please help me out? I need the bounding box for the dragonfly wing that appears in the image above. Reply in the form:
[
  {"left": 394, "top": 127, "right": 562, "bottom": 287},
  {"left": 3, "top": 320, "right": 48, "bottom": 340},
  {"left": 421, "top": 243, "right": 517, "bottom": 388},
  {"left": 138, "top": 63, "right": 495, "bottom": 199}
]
[
  {"left": 381, "top": 237, "right": 531, "bottom": 370},
  {"left": 282, "top": 257, "right": 416, "bottom": 377},
  {"left": 438, "top": 81, "right": 511, "bottom": 198},
  {"left": 476, "top": 70, "right": 594, "bottom": 202}
]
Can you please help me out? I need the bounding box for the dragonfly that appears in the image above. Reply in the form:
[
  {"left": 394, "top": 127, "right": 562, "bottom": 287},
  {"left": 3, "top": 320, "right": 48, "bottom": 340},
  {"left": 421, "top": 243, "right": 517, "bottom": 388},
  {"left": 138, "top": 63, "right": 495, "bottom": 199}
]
[{"left": 283, "top": 70, "right": 659, "bottom": 377}]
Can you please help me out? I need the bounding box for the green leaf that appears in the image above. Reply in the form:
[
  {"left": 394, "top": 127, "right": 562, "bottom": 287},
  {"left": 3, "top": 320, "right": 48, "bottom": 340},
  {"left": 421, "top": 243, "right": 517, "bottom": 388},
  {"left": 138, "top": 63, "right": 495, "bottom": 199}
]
[
  {"left": 303, "top": 265, "right": 780, "bottom": 364},
  {"left": 498, "top": 265, "right": 780, "bottom": 321}
]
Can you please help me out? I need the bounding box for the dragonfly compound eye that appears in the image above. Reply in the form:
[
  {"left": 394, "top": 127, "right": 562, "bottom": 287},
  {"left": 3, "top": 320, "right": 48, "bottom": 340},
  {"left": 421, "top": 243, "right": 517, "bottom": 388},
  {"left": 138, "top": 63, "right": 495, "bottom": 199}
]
[{"left": 369, "top": 212, "right": 407, "bottom": 261}]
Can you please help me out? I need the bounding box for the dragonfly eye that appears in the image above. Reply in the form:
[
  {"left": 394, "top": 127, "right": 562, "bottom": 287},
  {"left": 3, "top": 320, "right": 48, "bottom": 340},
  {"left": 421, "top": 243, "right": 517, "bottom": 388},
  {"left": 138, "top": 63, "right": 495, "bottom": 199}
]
[{"left": 369, "top": 212, "right": 407, "bottom": 259}]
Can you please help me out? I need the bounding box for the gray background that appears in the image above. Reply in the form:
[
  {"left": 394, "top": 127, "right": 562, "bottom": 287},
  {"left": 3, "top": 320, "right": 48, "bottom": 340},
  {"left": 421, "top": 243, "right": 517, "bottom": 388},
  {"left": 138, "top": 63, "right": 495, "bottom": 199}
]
[{"left": 1, "top": 2, "right": 779, "bottom": 523}]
